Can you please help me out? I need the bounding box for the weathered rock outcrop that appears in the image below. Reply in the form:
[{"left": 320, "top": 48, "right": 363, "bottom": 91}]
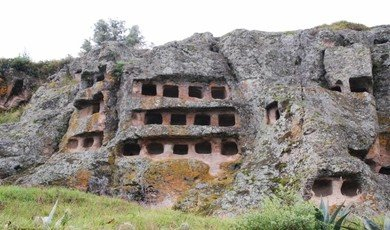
[{"left": 0, "top": 26, "right": 389, "bottom": 216}]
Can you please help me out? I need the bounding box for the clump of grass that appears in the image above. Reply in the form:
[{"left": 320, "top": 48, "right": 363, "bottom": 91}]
[
  {"left": 316, "top": 21, "right": 369, "bottom": 31},
  {"left": 0, "top": 186, "right": 233, "bottom": 229},
  {"left": 0, "top": 106, "right": 24, "bottom": 124}
]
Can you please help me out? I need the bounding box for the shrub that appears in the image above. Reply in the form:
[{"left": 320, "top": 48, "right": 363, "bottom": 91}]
[
  {"left": 236, "top": 191, "right": 319, "bottom": 230},
  {"left": 0, "top": 57, "right": 70, "bottom": 79},
  {"left": 113, "top": 61, "right": 125, "bottom": 77},
  {"left": 317, "top": 21, "right": 369, "bottom": 31}
]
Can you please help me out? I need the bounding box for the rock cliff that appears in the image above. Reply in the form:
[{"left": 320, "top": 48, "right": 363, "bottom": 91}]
[{"left": 0, "top": 25, "right": 389, "bottom": 216}]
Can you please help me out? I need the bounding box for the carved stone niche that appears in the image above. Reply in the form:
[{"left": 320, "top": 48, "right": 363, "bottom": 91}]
[
  {"left": 80, "top": 65, "right": 106, "bottom": 89},
  {"left": 311, "top": 177, "right": 362, "bottom": 205},
  {"left": 131, "top": 109, "right": 239, "bottom": 127},
  {"left": 117, "top": 137, "right": 241, "bottom": 175},
  {"left": 132, "top": 79, "right": 230, "bottom": 101},
  {"left": 66, "top": 131, "right": 103, "bottom": 153},
  {"left": 366, "top": 133, "right": 390, "bottom": 175},
  {"left": 265, "top": 101, "right": 280, "bottom": 125},
  {"left": 74, "top": 92, "right": 104, "bottom": 118},
  {"left": 1, "top": 79, "right": 29, "bottom": 109}
]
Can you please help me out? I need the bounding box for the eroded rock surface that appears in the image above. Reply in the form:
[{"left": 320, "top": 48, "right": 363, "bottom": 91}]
[{"left": 0, "top": 27, "right": 389, "bottom": 216}]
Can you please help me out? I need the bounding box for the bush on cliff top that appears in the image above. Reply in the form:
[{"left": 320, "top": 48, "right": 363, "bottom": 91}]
[
  {"left": 317, "top": 21, "right": 369, "bottom": 31},
  {"left": 0, "top": 55, "right": 71, "bottom": 79}
]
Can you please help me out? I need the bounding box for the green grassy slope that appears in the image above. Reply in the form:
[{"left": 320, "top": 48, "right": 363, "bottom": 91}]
[{"left": 0, "top": 186, "right": 233, "bottom": 229}]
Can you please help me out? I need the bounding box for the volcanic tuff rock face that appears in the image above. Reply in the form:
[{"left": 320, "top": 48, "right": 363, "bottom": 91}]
[{"left": 0, "top": 26, "right": 389, "bottom": 216}]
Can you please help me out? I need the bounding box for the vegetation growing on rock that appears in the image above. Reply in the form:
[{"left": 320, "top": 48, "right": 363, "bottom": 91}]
[
  {"left": 0, "top": 55, "right": 71, "bottom": 79},
  {"left": 316, "top": 21, "right": 369, "bottom": 31}
]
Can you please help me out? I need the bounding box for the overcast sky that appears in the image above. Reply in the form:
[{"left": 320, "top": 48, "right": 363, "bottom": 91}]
[{"left": 1, "top": 0, "right": 389, "bottom": 61}]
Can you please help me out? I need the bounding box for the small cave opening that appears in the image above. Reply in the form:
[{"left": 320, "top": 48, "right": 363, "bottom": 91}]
[
  {"left": 92, "top": 92, "right": 103, "bottom": 108},
  {"left": 145, "top": 113, "right": 163, "bottom": 124},
  {"left": 142, "top": 84, "right": 157, "bottom": 96},
  {"left": 349, "top": 77, "right": 372, "bottom": 93},
  {"left": 194, "top": 114, "right": 211, "bottom": 126},
  {"left": 211, "top": 86, "right": 226, "bottom": 99},
  {"left": 379, "top": 166, "right": 390, "bottom": 175},
  {"left": 266, "top": 101, "right": 280, "bottom": 125},
  {"left": 173, "top": 144, "right": 188, "bottom": 155},
  {"left": 147, "top": 143, "right": 164, "bottom": 155},
  {"left": 188, "top": 86, "right": 203, "bottom": 99},
  {"left": 218, "top": 114, "right": 236, "bottom": 127},
  {"left": 221, "top": 141, "right": 238, "bottom": 155},
  {"left": 92, "top": 104, "right": 100, "bottom": 114},
  {"left": 330, "top": 80, "right": 343, "bottom": 92},
  {"left": 13, "top": 165, "right": 22, "bottom": 171},
  {"left": 341, "top": 180, "right": 360, "bottom": 197},
  {"left": 195, "top": 141, "right": 212, "bottom": 154},
  {"left": 83, "top": 137, "right": 94, "bottom": 148},
  {"left": 312, "top": 179, "right": 333, "bottom": 197},
  {"left": 95, "top": 73, "right": 104, "bottom": 82},
  {"left": 163, "top": 85, "right": 179, "bottom": 98},
  {"left": 10, "top": 79, "right": 23, "bottom": 97},
  {"left": 330, "top": 86, "right": 342, "bottom": 92},
  {"left": 374, "top": 38, "right": 389, "bottom": 44},
  {"left": 170, "top": 114, "right": 186, "bottom": 125},
  {"left": 81, "top": 72, "right": 94, "bottom": 88},
  {"left": 122, "top": 143, "right": 141, "bottom": 156},
  {"left": 364, "top": 159, "right": 377, "bottom": 170},
  {"left": 67, "top": 139, "right": 79, "bottom": 149},
  {"left": 348, "top": 148, "right": 368, "bottom": 161}
]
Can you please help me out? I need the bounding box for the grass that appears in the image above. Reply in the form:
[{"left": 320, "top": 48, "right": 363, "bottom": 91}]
[
  {"left": 0, "top": 186, "right": 386, "bottom": 229},
  {"left": 0, "top": 186, "right": 233, "bottom": 229},
  {"left": 0, "top": 106, "right": 24, "bottom": 124}
]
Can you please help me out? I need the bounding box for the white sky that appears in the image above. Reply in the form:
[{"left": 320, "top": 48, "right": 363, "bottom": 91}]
[{"left": 1, "top": 0, "right": 389, "bottom": 61}]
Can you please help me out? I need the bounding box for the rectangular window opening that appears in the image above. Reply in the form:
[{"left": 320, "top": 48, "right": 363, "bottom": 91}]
[
  {"left": 145, "top": 113, "right": 163, "bottom": 124},
  {"left": 173, "top": 144, "right": 188, "bottom": 155},
  {"left": 211, "top": 86, "right": 226, "bottom": 99},
  {"left": 142, "top": 84, "right": 157, "bottom": 96},
  {"left": 194, "top": 114, "right": 211, "bottom": 126},
  {"left": 188, "top": 86, "right": 203, "bottom": 99},
  {"left": 218, "top": 114, "right": 236, "bottom": 127},
  {"left": 163, "top": 85, "right": 179, "bottom": 98},
  {"left": 171, "top": 114, "right": 186, "bottom": 125}
]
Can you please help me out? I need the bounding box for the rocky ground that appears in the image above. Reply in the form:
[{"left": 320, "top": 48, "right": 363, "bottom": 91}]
[{"left": 0, "top": 24, "right": 389, "bottom": 216}]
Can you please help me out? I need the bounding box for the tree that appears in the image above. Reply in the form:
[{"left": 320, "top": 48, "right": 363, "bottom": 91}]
[
  {"left": 126, "top": 25, "right": 144, "bottom": 47},
  {"left": 80, "top": 19, "right": 145, "bottom": 53},
  {"left": 81, "top": 39, "right": 92, "bottom": 52}
]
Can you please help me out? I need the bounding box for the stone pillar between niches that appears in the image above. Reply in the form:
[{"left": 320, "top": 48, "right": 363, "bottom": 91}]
[
  {"left": 164, "top": 143, "right": 173, "bottom": 156},
  {"left": 332, "top": 179, "right": 343, "bottom": 196},
  {"left": 212, "top": 138, "right": 221, "bottom": 155},
  {"left": 202, "top": 86, "right": 212, "bottom": 100},
  {"left": 162, "top": 112, "right": 170, "bottom": 125},
  {"left": 156, "top": 84, "right": 163, "bottom": 97},
  {"left": 139, "top": 142, "right": 147, "bottom": 157},
  {"left": 187, "top": 113, "right": 195, "bottom": 125},
  {"left": 179, "top": 85, "right": 188, "bottom": 100},
  {"left": 133, "top": 82, "right": 142, "bottom": 95},
  {"left": 92, "top": 135, "right": 102, "bottom": 149},
  {"left": 210, "top": 113, "right": 219, "bottom": 126},
  {"left": 132, "top": 112, "right": 145, "bottom": 126},
  {"left": 188, "top": 143, "right": 196, "bottom": 157},
  {"left": 99, "top": 100, "right": 105, "bottom": 113}
]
